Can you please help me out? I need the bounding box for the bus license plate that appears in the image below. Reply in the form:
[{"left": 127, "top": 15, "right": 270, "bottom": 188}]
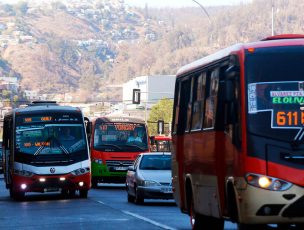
[
  {"left": 115, "top": 167, "right": 128, "bottom": 171},
  {"left": 44, "top": 188, "right": 60, "bottom": 192}
]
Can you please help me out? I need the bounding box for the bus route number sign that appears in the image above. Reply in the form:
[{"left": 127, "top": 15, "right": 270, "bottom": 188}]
[
  {"left": 24, "top": 116, "right": 52, "bottom": 123},
  {"left": 274, "top": 110, "right": 304, "bottom": 128}
]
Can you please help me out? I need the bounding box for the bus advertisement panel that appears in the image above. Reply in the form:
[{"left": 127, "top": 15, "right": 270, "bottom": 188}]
[
  {"left": 171, "top": 34, "right": 304, "bottom": 229},
  {"left": 89, "top": 116, "right": 149, "bottom": 186},
  {"left": 2, "top": 102, "right": 91, "bottom": 200}
]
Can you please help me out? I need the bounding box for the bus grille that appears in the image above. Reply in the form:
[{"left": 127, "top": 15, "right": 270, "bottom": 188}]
[{"left": 106, "top": 160, "right": 134, "bottom": 172}]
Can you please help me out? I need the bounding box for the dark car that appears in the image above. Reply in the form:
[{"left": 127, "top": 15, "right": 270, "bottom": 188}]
[{"left": 126, "top": 152, "right": 173, "bottom": 204}]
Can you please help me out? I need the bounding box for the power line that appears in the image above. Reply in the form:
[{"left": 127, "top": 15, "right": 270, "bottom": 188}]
[{"left": 191, "top": 0, "right": 211, "bottom": 23}]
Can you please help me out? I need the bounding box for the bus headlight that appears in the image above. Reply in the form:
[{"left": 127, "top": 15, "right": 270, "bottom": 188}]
[
  {"left": 14, "top": 169, "right": 34, "bottom": 177},
  {"left": 93, "top": 159, "right": 103, "bottom": 164},
  {"left": 246, "top": 173, "right": 292, "bottom": 191},
  {"left": 71, "top": 167, "right": 90, "bottom": 176}
]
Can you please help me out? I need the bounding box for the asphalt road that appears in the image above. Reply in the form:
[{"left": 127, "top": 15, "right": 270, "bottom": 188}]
[{"left": 0, "top": 174, "right": 237, "bottom": 230}]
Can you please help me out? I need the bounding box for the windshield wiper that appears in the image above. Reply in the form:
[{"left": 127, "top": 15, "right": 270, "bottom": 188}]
[
  {"left": 124, "top": 144, "right": 146, "bottom": 151},
  {"left": 34, "top": 136, "right": 70, "bottom": 155},
  {"left": 290, "top": 128, "right": 304, "bottom": 149},
  {"left": 97, "top": 144, "right": 123, "bottom": 151}
]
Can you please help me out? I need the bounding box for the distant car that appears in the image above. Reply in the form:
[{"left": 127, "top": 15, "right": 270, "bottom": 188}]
[{"left": 126, "top": 152, "right": 173, "bottom": 204}]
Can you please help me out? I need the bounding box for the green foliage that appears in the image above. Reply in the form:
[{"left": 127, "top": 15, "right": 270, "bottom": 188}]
[{"left": 148, "top": 98, "right": 173, "bottom": 136}]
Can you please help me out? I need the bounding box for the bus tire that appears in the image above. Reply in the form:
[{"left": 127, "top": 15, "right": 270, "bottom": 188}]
[
  {"left": 227, "top": 182, "right": 238, "bottom": 222},
  {"left": 12, "top": 191, "right": 25, "bottom": 201},
  {"left": 134, "top": 186, "right": 144, "bottom": 205},
  {"left": 91, "top": 178, "right": 98, "bottom": 188},
  {"left": 79, "top": 190, "right": 88, "bottom": 198},
  {"left": 69, "top": 189, "right": 76, "bottom": 198}
]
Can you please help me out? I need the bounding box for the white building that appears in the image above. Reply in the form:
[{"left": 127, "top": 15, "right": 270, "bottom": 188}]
[{"left": 122, "top": 75, "right": 176, "bottom": 112}]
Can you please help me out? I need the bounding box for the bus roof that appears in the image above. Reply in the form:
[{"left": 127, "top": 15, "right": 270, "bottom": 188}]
[
  {"left": 92, "top": 116, "right": 145, "bottom": 124},
  {"left": 176, "top": 34, "right": 304, "bottom": 77},
  {"left": 6, "top": 101, "right": 82, "bottom": 116}
]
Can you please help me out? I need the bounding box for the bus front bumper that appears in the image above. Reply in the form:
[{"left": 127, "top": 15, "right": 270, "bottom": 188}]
[
  {"left": 238, "top": 183, "right": 304, "bottom": 224},
  {"left": 11, "top": 173, "right": 91, "bottom": 193}
]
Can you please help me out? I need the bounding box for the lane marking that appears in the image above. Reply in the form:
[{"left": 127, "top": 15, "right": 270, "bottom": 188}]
[
  {"left": 97, "top": 201, "right": 105, "bottom": 205},
  {"left": 122, "top": 210, "right": 176, "bottom": 230}
]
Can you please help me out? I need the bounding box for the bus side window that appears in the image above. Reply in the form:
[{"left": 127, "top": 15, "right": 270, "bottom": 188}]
[
  {"left": 177, "top": 79, "right": 191, "bottom": 134},
  {"left": 172, "top": 81, "right": 180, "bottom": 134},
  {"left": 191, "top": 72, "right": 206, "bottom": 131},
  {"left": 185, "top": 77, "right": 195, "bottom": 132},
  {"left": 203, "top": 69, "right": 219, "bottom": 129}
]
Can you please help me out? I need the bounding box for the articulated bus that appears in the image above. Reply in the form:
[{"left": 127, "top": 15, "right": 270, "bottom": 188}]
[
  {"left": 89, "top": 116, "right": 149, "bottom": 187},
  {"left": 171, "top": 34, "right": 304, "bottom": 229},
  {"left": 3, "top": 101, "right": 91, "bottom": 200}
]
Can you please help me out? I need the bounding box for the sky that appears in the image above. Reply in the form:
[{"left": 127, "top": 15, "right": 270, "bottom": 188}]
[
  {"left": 0, "top": 0, "right": 252, "bottom": 8},
  {"left": 124, "top": 0, "right": 252, "bottom": 8}
]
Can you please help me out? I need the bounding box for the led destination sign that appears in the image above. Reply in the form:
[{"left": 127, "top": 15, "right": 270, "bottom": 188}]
[{"left": 274, "top": 110, "right": 304, "bottom": 128}]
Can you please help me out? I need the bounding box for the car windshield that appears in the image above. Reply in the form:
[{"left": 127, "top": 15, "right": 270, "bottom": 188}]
[
  {"left": 93, "top": 122, "right": 148, "bottom": 151},
  {"left": 246, "top": 46, "right": 304, "bottom": 142},
  {"left": 139, "top": 155, "right": 171, "bottom": 170}
]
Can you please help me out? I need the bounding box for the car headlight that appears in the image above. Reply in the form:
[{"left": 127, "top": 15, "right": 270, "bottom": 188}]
[
  {"left": 71, "top": 167, "right": 90, "bottom": 176},
  {"left": 143, "top": 180, "right": 161, "bottom": 187},
  {"left": 14, "top": 169, "right": 34, "bottom": 177},
  {"left": 246, "top": 173, "right": 292, "bottom": 191}
]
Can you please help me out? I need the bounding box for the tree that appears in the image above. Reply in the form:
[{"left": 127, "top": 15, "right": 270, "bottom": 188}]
[{"left": 147, "top": 98, "right": 173, "bottom": 136}]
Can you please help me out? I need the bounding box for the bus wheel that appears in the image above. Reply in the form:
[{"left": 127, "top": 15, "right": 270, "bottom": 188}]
[
  {"left": 91, "top": 179, "right": 98, "bottom": 188},
  {"left": 12, "top": 191, "right": 25, "bottom": 201},
  {"left": 294, "top": 224, "right": 304, "bottom": 230},
  {"left": 61, "top": 189, "right": 68, "bottom": 198},
  {"left": 189, "top": 192, "right": 223, "bottom": 229},
  {"left": 69, "top": 189, "right": 76, "bottom": 198},
  {"left": 189, "top": 200, "right": 203, "bottom": 229},
  {"left": 79, "top": 190, "right": 88, "bottom": 198},
  {"left": 134, "top": 186, "right": 144, "bottom": 205}
]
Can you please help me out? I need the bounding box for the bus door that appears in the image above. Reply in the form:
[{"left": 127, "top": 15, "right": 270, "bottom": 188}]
[{"left": 3, "top": 115, "right": 13, "bottom": 188}]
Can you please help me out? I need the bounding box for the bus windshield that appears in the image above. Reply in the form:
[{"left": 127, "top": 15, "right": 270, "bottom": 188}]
[
  {"left": 15, "top": 113, "right": 87, "bottom": 156},
  {"left": 246, "top": 46, "right": 304, "bottom": 142},
  {"left": 93, "top": 122, "right": 148, "bottom": 151}
]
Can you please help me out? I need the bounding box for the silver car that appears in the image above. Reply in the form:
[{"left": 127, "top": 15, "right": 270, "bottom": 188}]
[{"left": 126, "top": 152, "right": 173, "bottom": 204}]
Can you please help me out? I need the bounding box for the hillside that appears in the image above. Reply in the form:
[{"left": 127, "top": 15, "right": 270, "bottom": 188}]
[{"left": 0, "top": 0, "right": 304, "bottom": 103}]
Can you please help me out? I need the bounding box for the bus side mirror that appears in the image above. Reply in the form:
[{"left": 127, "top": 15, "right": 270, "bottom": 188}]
[
  {"left": 84, "top": 117, "right": 92, "bottom": 140},
  {"left": 150, "top": 136, "right": 155, "bottom": 145},
  {"left": 224, "top": 65, "right": 239, "bottom": 102}
]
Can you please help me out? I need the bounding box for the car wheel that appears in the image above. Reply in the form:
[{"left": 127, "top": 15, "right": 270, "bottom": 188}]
[
  {"left": 127, "top": 193, "right": 134, "bottom": 203},
  {"left": 134, "top": 186, "right": 144, "bottom": 204}
]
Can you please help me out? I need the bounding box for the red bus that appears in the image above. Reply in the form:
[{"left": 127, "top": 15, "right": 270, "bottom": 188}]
[
  {"left": 89, "top": 116, "right": 149, "bottom": 186},
  {"left": 171, "top": 34, "right": 304, "bottom": 229},
  {"left": 150, "top": 135, "right": 171, "bottom": 152},
  {"left": 3, "top": 101, "right": 91, "bottom": 200}
]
